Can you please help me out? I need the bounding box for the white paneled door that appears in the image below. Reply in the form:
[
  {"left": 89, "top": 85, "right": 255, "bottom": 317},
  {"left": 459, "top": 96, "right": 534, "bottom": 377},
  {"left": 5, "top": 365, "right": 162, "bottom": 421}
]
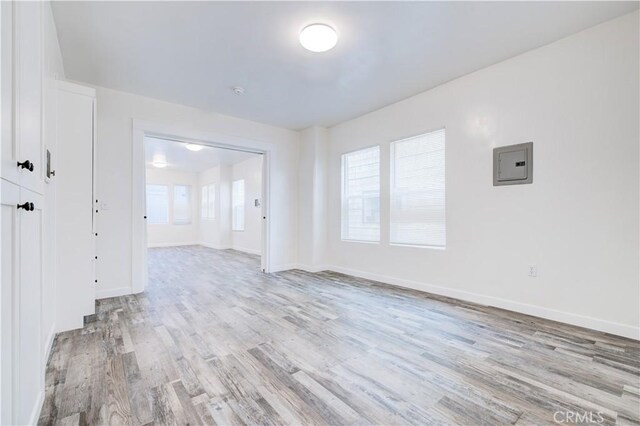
[
  {"left": 1, "top": 1, "right": 47, "bottom": 424},
  {"left": 17, "top": 188, "right": 43, "bottom": 424},
  {"left": 0, "top": 180, "right": 19, "bottom": 425},
  {"left": 13, "top": 1, "right": 43, "bottom": 194}
]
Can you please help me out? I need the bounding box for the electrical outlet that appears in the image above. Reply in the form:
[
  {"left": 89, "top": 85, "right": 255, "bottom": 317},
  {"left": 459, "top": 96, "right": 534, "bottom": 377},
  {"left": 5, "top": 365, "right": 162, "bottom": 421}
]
[{"left": 528, "top": 264, "right": 538, "bottom": 277}]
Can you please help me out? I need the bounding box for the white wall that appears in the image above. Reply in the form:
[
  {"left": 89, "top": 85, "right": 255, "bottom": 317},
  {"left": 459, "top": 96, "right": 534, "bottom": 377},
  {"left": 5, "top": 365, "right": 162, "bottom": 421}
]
[
  {"left": 198, "top": 156, "right": 263, "bottom": 255},
  {"left": 95, "top": 87, "right": 299, "bottom": 296},
  {"left": 231, "top": 155, "right": 263, "bottom": 255},
  {"left": 321, "top": 12, "right": 639, "bottom": 338},
  {"left": 198, "top": 165, "right": 227, "bottom": 249},
  {"left": 145, "top": 168, "right": 199, "bottom": 247},
  {"left": 298, "top": 127, "right": 329, "bottom": 268}
]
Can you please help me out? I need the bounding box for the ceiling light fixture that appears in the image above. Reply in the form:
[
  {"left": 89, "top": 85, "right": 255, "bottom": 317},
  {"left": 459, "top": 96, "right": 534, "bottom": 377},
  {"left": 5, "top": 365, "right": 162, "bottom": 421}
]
[
  {"left": 185, "top": 143, "right": 204, "bottom": 151},
  {"left": 299, "top": 23, "right": 338, "bottom": 53},
  {"left": 152, "top": 160, "right": 167, "bottom": 168}
]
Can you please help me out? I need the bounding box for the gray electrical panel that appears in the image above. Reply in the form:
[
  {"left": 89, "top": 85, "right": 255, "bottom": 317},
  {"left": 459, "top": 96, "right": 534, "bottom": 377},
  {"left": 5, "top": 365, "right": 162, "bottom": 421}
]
[{"left": 493, "top": 142, "right": 533, "bottom": 186}]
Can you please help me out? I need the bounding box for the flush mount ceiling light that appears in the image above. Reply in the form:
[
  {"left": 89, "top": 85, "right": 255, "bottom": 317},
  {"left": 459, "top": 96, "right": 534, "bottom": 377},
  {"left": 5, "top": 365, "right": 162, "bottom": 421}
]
[
  {"left": 185, "top": 143, "right": 204, "bottom": 152},
  {"left": 299, "top": 23, "right": 338, "bottom": 52},
  {"left": 152, "top": 160, "right": 167, "bottom": 168}
]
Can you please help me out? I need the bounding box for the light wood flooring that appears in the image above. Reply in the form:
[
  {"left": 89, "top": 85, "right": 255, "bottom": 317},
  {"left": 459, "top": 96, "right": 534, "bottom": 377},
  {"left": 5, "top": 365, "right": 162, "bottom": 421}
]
[{"left": 39, "top": 246, "right": 640, "bottom": 425}]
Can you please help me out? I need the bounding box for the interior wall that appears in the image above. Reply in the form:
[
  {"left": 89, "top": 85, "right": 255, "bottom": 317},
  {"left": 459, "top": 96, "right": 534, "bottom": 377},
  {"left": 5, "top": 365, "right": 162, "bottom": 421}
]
[
  {"left": 95, "top": 87, "right": 299, "bottom": 297},
  {"left": 145, "top": 168, "right": 199, "bottom": 247},
  {"left": 230, "top": 155, "right": 263, "bottom": 255},
  {"left": 298, "top": 126, "right": 329, "bottom": 268},
  {"left": 198, "top": 165, "right": 226, "bottom": 249},
  {"left": 197, "top": 156, "right": 263, "bottom": 255},
  {"left": 323, "top": 11, "right": 639, "bottom": 338}
]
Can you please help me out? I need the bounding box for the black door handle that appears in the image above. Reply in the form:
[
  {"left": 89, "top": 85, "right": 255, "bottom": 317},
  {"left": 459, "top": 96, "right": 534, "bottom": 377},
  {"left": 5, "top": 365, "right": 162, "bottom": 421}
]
[
  {"left": 17, "top": 202, "right": 34, "bottom": 211},
  {"left": 17, "top": 160, "right": 34, "bottom": 172}
]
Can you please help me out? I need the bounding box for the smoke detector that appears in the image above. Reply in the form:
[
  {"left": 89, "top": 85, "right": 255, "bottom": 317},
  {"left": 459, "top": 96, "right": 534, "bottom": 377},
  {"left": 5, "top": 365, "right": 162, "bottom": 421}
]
[{"left": 232, "top": 86, "right": 245, "bottom": 95}]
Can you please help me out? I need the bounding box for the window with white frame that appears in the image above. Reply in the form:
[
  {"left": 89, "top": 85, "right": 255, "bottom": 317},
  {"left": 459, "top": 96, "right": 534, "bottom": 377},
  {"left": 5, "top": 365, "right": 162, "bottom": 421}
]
[
  {"left": 390, "top": 129, "right": 446, "bottom": 247},
  {"left": 173, "top": 185, "right": 191, "bottom": 224},
  {"left": 146, "top": 184, "right": 169, "bottom": 224},
  {"left": 341, "top": 146, "right": 380, "bottom": 242},
  {"left": 201, "top": 184, "right": 216, "bottom": 219},
  {"left": 232, "top": 179, "right": 245, "bottom": 231}
]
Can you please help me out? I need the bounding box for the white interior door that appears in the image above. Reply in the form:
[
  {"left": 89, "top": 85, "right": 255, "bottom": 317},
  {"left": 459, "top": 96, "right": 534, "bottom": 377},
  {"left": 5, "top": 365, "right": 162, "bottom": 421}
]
[
  {"left": 0, "top": 1, "right": 17, "bottom": 186},
  {"left": 0, "top": 180, "right": 19, "bottom": 425},
  {"left": 17, "top": 187, "right": 43, "bottom": 425},
  {"left": 14, "top": 1, "right": 43, "bottom": 195}
]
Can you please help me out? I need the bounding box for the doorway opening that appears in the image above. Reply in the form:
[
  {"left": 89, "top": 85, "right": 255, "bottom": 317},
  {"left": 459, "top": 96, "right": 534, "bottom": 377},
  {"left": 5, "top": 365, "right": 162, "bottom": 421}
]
[{"left": 140, "top": 134, "right": 267, "bottom": 291}]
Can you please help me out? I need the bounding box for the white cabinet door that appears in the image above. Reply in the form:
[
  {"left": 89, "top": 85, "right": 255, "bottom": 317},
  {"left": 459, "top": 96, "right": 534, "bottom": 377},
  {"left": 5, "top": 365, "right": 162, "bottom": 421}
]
[
  {"left": 16, "top": 187, "right": 43, "bottom": 425},
  {"left": 1, "top": 2, "right": 18, "bottom": 185},
  {"left": 14, "top": 1, "right": 44, "bottom": 194},
  {"left": 0, "top": 179, "right": 19, "bottom": 425},
  {"left": 55, "top": 82, "right": 96, "bottom": 332}
]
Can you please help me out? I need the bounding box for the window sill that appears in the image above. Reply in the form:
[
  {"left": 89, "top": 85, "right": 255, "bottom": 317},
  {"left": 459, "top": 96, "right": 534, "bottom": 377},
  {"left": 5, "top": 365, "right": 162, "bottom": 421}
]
[
  {"left": 340, "top": 239, "right": 380, "bottom": 245},
  {"left": 389, "top": 243, "right": 446, "bottom": 250}
]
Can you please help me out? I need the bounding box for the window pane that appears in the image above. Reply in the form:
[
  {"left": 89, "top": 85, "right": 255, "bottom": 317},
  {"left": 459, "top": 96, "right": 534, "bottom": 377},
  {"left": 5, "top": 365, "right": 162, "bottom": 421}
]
[
  {"left": 208, "top": 184, "right": 216, "bottom": 220},
  {"left": 146, "top": 184, "right": 169, "bottom": 224},
  {"left": 201, "top": 186, "right": 208, "bottom": 219},
  {"left": 174, "top": 185, "right": 191, "bottom": 225},
  {"left": 390, "top": 129, "right": 446, "bottom": 247},
  {"left": 232, "top": 180, "right": 245, "bottom": 231},
  {"left": 341, "top": 146, "right": 380, "bottom": 242}
]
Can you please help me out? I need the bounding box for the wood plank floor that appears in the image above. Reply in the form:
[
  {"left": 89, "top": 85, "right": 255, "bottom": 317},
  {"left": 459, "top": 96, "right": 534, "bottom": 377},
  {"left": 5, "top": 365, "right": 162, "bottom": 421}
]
[{"left": 39, "top": 246, "right": 639, "bottom": 425}]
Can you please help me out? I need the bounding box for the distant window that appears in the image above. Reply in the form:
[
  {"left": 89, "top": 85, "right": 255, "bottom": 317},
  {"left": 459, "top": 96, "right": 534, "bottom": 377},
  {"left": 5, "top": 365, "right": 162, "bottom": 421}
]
[
  {"left": 173, "top": 185, "right": 191, "bottom": 225},
  {"left": 232, "top": 179, "right": 245, "bottom": 231},
  {"left": 146, "top": 184, "right": 169, "bottom": 224},
  {"left": 390, "top": 129, "right": 446, "bottom": 247},
  {"left": 341, "top": 146, "right": 380, "bottom": 242},
  {"left": 201, "top": 184, "right": 216, "bottom": 219}
]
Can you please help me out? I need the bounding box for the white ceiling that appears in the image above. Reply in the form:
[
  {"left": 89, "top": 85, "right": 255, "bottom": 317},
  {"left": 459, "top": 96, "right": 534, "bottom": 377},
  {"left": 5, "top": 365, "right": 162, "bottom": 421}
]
[
  {"left": 52, "top": 2, "right": 638, "bottom": 130},
  {"left": 145, "top": 136, "right": 259, "bottom": 172}
]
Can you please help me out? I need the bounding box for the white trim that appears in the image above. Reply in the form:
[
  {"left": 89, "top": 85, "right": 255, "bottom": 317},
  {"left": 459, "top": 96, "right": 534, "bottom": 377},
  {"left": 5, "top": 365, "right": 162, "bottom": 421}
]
[
  {"left": 293, "top": 264, "right": 329, "bottom": 273},
  {"left": 27, "top": 390, "right": 44, "bottom": 426},
  {"left": 196, "top": 242, "right": 261, "bottom": 255},
  {"left": 270, "top": 263, "right": 301, "bottom": 273},
  {"left": 56, "top": 79, "right": 96, "bottom": 97},
  {"left": 327, "top": 265, "right": 639, "bottom": 340},
  {"left": 147, "top": 241, "right": 199, "bottom": 248},
  {"left": 289, "top": 264, "right": 639, "bottom": 340},
  {"left": 132, "top": 119, "right": 273, "bottom": 293},
  {"left": 96, "top": 286, "right": 133, "bottom": 300},
  {"left": 198, "top": 242, "right": 231, "bottom": 250},
  {"left": 232, "top": 246, "right": 261, "bottom": 256},
  {"left": 31, "top": 324, "right": 57, "bottom": 425},
  {"left": 43, "top": 325, "right": 55, "bottom": 368}
]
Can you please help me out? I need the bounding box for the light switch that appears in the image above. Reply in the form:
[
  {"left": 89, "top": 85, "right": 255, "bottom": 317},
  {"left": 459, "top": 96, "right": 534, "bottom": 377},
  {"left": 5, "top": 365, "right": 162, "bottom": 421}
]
[{"left": 493, "top": 142, "right": 533, "bottom": 186}]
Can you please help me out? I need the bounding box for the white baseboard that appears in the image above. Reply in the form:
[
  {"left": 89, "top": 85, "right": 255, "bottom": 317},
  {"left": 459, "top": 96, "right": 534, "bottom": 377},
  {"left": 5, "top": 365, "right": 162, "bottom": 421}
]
[
  {"left": 271, "top": 263, "right": 301, "bottom": 273},
  {"left": 31, "top": 324, "right": 57, "bottom": 425},
  {"left": 292, "top": 264, "right": 638, "bottom": 340},
  {"left": 28, "top": 390, "right": 44, "bottom": 426},
  {"left": 232, "top": 246, "right": 261, "bottom": 255},
  {"left": 96, "top": 286, "right": 133, "bottom": 299},
  {"left": 198, "top": 242, "right": 230, "bottom": 250},
  {"left": 43, "top": 324, "right": 56, "bottom": 365},
  {"left": 293, "top": 264, "right": 329, "bottom": 273},
  {"left": 197, "top": 242, "right": 261, "bottom": 256},
  {"left": 147, "top": 241, "right": 199, "bottom": 248}
]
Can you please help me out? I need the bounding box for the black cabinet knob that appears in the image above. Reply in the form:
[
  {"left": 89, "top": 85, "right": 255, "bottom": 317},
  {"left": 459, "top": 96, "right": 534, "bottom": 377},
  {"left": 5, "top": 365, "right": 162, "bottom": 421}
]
[
  {"left": 17, "top": 160, "right": 34, "bottom": 172},
  {"left": 17, "top": 202, "right": 34, "bottom": 211}
]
